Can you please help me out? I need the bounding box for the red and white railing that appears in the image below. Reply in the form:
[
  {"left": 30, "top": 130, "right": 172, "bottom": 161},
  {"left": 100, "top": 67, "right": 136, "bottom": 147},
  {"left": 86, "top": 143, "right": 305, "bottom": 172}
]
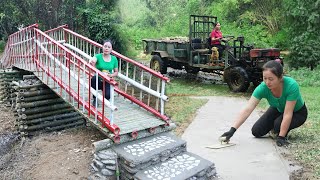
[
  {"left": 0, "top": 24, "right": 170, "bottom": 138},
  {"left": 45, "top": 26, "right": 170, "bottom": 122},
  {"left": 1, "top": 24, "right": 121, "bottom": 135}
]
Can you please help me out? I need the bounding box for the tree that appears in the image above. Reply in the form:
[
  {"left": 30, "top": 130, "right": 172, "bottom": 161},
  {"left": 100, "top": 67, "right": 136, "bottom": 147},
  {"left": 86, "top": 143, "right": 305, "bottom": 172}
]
[
  {"left": 0, "top": 0, "right": 22, "bottom": 40},
  {"left": 77, "top": 0, "right": 124, "bottom": 52},
  {"left": 222, "top": 0, "right": 284, "bottom": 35},
  {"left": 284, "top": 0, "right": 320, "bottom": 69},
  {"left": 0, "top": 0, "right": 87, "bottom": 39}
]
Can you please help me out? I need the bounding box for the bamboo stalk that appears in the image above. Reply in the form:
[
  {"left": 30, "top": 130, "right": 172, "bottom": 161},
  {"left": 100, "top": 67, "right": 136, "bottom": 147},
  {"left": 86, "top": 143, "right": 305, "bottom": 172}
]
[
  {"left": 14, "top": 83, "right": 46, "bottom": 90},
  {"left": 16, "top": 94, "right": 59, "bottom": 102},
  {"left": 20, "top": 121, "right": 85, "bottom": 136},
  {"left": 19, "top": 116, "right": 84, "bottom": 131},
  {"left": 18, "top": 108, "right": 74, "bottom": 120},
  {"left": 0, "top": 71, "right": 30, "bottom": 75},
  {"left": 16, "top": 89, "right": 53, "bottom": 97},
  {"left": 0, "top": 79, "right": 23, "bottom": 83},
  {"left": 22, "top": 75, "right": 37, "bottom": 80},
  {"left": 45, "top": 120, "right": 85, "bottom": 132},
  {"left": 21, "top": 112, "right": 80, "bottom": 125},
  {"left": 18, "top": 103, "right": 71, "bottom": 115},
  {"left": 16, "top": 98, "right": 65, "bottom": 109}
]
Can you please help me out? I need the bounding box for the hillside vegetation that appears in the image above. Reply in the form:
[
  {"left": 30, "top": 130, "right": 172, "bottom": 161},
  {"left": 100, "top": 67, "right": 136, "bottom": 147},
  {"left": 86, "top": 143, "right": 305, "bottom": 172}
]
[{"left": 0, "top": 0, "right": 319, "bottom": 69}]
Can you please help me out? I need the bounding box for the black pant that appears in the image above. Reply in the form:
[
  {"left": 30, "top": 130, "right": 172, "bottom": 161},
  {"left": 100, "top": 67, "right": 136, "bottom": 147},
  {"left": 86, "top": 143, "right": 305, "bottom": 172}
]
[
  {"left": 251, "top": 104, "right": 308, "bottom": 137},
  {"left": 91, "top": 75, "right": 111, "bottom": 100},
  {"left": 211, "top": 44, "right": 225, "bottom": 59}
]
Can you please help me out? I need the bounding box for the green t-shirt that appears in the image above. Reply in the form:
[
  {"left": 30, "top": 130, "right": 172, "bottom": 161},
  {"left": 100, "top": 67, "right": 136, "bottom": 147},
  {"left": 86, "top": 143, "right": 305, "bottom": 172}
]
[
  {"left": 252, "top": 76, "right": 304, "bottom": 112},
  {"left": 95, "top": 54, "right": 118, "bottom": 73}
]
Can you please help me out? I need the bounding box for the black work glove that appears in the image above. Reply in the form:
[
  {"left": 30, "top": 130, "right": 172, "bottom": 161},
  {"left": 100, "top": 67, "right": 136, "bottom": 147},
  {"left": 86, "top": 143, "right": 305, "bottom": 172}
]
[
  {"left": 220, "top": 127, "right": 237, "bottom": 142},
  {"left": 276, "top": 136, "right": 289, "bottom": 147}
]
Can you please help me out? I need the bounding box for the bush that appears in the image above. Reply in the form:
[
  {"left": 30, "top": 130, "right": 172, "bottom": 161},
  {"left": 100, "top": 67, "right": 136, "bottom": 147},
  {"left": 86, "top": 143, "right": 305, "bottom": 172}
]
[
  {"left": 286, "top": 34, "right": 320, "bottom": 70},
  {"left": 0, "top": 40, "right": 5, "bottom": 53},
  {"left": 284, "top": 0, "right": 320, "bottom": 70}
]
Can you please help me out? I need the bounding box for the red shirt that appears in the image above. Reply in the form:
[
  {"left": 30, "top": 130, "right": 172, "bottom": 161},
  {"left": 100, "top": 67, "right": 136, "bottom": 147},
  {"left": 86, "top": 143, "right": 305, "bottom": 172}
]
[{"left": 210, "top": 30, "right": 223, "bottom": 45}]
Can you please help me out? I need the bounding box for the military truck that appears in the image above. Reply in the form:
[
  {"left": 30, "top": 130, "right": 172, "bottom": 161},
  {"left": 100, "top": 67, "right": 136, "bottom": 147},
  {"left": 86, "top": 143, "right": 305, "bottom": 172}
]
[{"left": 142, "top": 15, "right": 282, "bottom": 92}]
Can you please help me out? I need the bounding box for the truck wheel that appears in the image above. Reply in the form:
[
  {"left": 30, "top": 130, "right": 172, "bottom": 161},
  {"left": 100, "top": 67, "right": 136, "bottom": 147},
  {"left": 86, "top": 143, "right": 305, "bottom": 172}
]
[
  {"left": 150, "top": 55, "right": 167, "bottom": 74},
  {"left": 224, "top": 66, "right": 250, "bottom": 92},
  {"left": 185, "top": 66, "right": 200, "bottom": 74},
  {"left": 252, "top": 79, "right": 262, "bottom": 87}
]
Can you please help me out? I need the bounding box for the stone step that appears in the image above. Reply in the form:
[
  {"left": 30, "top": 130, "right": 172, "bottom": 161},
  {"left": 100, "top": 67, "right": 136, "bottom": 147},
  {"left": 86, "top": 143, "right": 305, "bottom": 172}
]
[
  {"left": 134, "top": 151, "right": 217, "bottom": 180},
  {"left": 111, "top": 132, "right": 187, "bottom": 179}
]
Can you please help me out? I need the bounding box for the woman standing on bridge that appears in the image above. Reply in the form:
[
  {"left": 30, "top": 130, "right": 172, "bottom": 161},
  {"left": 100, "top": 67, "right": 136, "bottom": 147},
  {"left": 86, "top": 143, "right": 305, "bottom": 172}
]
[
  {"left": 220, "top": 60, "right": 308, "bottom": 146},
  {"left": 89, "top": 39, "right": 118, "bottom": 105}
]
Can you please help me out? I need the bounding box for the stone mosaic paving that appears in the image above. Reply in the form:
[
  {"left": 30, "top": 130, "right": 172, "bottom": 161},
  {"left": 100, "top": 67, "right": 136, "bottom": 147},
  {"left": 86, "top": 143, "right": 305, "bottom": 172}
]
[
  {"left": 143, "top": 153, "right": 201, "bottom": 179},
  {"left": 123, "top": 135, "right": 176, "bottom": 156}
]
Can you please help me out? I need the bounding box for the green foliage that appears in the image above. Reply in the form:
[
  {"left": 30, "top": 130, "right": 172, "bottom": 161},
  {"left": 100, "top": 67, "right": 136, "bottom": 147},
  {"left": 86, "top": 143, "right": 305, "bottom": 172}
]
[
  {"left": 0, "top": 0, "right": 87, "bottom": 38},
  {"left": 212, "top": 0, "right": 284, "bottom": 34},
  {"left": 286, "top": 34, "right": 320, "bottom": 70},
  {"left": 0, "top": 40, "right": 5, "bottom": 53},
  {"left": 286, "top": 66, "right": 320, "bottom": 87},
  {"left": 284, "top": 0, "right": 320, "bottom": 69},
  {"left": 207, "top": 0, "right": 286, "bottom": 48},
  {"left": 77, "top": 0, "right": 125, "bottom": 52},
  {"left": 143, "top": 0, "right": 190, "bottom": 28},
  {"left": 119, "top": 0, "right": 288, "bottom": 53},
  {"left": 116, "top": 0, "right": 190, "bottom": 57},
  {"left": 186, "top": 0, "right": 212, "bottom": 15},
  {"left": 0, "top": 0, "right": 20, "bottom": 39}
]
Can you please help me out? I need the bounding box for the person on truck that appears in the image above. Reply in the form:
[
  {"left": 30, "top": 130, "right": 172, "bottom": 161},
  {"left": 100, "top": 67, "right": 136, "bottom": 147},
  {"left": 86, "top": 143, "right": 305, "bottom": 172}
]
[
  {"left": 220, "top": 60, "right": 308, "bottom": 147},
  {"left": 89, "top": 39, "right": 118, "bottom": 106},
  {"left": 210, "top": 22, "right": 225, "bottom": 59}
]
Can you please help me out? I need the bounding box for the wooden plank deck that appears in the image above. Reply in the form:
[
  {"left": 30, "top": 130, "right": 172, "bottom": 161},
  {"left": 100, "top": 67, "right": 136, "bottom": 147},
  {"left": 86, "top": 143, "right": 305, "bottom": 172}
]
[{"left": 32, "top": 67, "right": 166, "bottom": 136}]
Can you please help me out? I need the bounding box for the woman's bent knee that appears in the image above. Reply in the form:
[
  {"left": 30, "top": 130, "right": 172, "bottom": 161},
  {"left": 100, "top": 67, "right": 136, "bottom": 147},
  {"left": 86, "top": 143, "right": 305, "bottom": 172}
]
[{"left": 251, "top": 126, "right": 265, "bottom": 138}]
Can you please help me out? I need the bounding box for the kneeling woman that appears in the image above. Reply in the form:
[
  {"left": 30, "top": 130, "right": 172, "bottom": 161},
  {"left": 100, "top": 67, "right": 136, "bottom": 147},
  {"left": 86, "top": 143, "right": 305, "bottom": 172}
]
[
  {"left": 221, "top": 60, "right": 308, "bottom": 146},
  {"left": 89, "top": 39, "right": 118, "bottom": 105}
]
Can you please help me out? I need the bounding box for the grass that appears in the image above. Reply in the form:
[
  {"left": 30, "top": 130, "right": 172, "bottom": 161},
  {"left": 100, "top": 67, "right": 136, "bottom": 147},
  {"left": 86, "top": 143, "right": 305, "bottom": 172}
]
[
  {"left": 287, "top": 86, "right": 320, "bottom": 178},
  {"left": 285, "top": 67, "right": 320, "bottom": 178},
  {"left": 166, "top": 78, "right": 230, "bottom": 96},
  {"left": 165, "top": 68, "right": 320, "bottom": 179},
  {"left": 165, "top": 77, "right": 253, "bottom": 125},
  {"left": 165, "top": 78, "right": 252, "bottom": 136},
  {"left": 166, "top": 96, "right": 208, "bottom": 136}
]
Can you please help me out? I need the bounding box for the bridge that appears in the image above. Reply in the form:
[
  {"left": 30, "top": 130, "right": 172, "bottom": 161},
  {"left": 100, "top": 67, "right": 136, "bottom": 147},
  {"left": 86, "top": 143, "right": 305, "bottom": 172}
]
[{"left": 0, "top": 24, "right": 173, "bottom": 144}]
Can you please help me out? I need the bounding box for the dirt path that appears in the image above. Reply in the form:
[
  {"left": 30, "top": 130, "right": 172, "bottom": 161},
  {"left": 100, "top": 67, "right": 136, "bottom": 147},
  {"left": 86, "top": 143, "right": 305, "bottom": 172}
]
[{"left": 0, "top": 106, "right": 105, "bottom": 180}]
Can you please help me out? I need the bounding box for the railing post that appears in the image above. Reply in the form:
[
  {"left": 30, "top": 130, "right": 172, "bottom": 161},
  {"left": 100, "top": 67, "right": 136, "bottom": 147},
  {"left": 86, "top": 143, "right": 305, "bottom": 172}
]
[
  {"left": 82, "top": 63, "right": 86, "bottom": 112},
  {"left": 160, "top": 79, "right": 166, "bottom": 115},
  {"left": 95, "top": 71, "right": 98, "bottom": 123},
  {"left": 109, "top": 85, "right": 115, "bottom": 125},
  {"left": 67, "top": 52, "right": 71, "bottom": 102}
]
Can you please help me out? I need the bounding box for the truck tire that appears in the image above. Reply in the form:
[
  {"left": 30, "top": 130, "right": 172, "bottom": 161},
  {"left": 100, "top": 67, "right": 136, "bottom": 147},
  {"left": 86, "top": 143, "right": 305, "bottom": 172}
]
[
  {"left": 150, "top": 55, "right": 167, "bottom": 74},
  {"left": 252, "top": 79, "right": 262, "bottom": 87},
  {"left": 224, "top": 66, "right": 250, "bottom": 92},
  {"left": 185, "top": 66, "right": 200, "bottom": 74}
]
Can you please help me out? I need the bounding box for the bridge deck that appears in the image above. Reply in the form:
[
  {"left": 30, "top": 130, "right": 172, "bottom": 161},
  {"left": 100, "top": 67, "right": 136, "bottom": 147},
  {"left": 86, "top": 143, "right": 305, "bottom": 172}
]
[{"left": 27, "top": 67, "right": 165, "bottom": 136}]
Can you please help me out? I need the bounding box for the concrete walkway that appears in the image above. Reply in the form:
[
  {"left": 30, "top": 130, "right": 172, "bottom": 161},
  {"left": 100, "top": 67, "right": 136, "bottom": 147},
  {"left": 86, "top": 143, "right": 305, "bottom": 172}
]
[{"left": 182, "top": 96, "right": 291, "bottom": 180}]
